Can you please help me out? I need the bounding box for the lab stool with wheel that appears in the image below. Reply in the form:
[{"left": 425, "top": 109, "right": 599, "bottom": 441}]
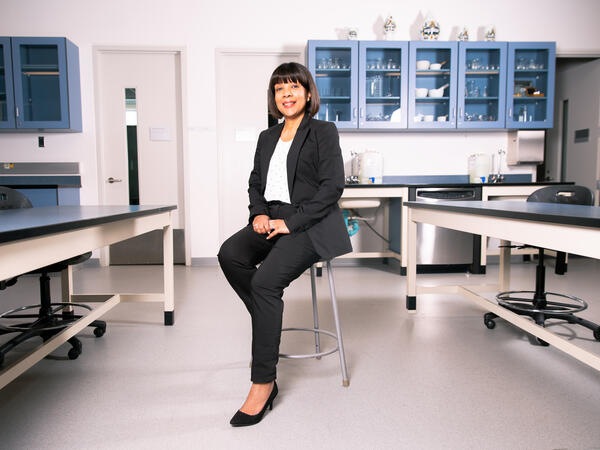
[{"left": 484, "top": 185, "right": 600, "bottom": 344}]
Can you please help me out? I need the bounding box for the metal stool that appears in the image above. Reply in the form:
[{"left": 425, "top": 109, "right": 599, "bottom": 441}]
[{"left": 279, "top": 261, "right": 349, "bottom": 387}]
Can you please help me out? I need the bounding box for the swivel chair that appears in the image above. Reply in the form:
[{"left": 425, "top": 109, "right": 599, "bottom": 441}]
[
  {"left": 484, "top": 185, "right": 600, "bottom": 344},
  {"left": 0, "top": 187, "right": 106, "bottom": 367}
]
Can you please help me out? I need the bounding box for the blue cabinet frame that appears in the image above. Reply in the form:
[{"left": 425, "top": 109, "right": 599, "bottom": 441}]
[
  {"left": 505, "top": 42, "right": 555, "bottom": 129},
  {"left": 0, "top": 37, "right": 15, "bottom": 129},
  {"left": 408, "top": 41, "right": 458, "bottom": 129},
  {"left": 457, "top": 42, "right": 507, "bottom": 129},
  {"left": 1, "top": 37, "right": 81, "bottom": 132},
  {"left": 307, "top": 40, "right": 555, "bottom": 132},
  {"left": 307, "top": 40, "right": 358, "bottom": 129},
  {"left": 358, "top": 41, "right": 409, "bottom": 129}
]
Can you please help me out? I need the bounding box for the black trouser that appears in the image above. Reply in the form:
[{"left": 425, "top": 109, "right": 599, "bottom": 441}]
[{"left": 217, "top": 202, "right": 320, "bottom": 383}]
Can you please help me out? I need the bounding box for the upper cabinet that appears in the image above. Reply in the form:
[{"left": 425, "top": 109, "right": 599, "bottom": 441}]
[
  {"left": 0, "top": 37, "right": 82, "bottom": 132},
  {"left": 358, "top": 41, "right": 409, "bottom": 129},
  {"left": 457, "top": 42, "right": 507, "bottom": 129},
  {"left": 408, "top": 41, "right": 458, "bottom": 128},
  {"left": 505, "top": 42, "right": 555, "bottom": 129},
  {"left": 307, "top": 40, "right": 555, "bottom": 131},
  {"left": 307, "top": 40, "right": 358, "bottom": 129}
]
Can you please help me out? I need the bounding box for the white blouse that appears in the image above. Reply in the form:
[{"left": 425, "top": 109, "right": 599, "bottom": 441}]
[{"left": 264, "top": 138, "right": 292, "bottom": 204}]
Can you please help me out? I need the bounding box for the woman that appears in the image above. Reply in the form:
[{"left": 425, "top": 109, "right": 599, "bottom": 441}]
[{"left": 218, "top": 62, "right": 352, "bottom": 427}]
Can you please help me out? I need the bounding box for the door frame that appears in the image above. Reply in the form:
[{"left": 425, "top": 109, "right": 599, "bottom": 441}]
[
  {"left": 92, "top": 46, "right": 191, "bottom": 265},
  {"left": 214, "top": 48, "right": 303, "bottom": 244}
]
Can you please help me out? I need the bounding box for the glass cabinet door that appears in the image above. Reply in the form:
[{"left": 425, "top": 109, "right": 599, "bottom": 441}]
[
  {"left": 457, "top": 42, "right": 507, "bottom": 129},
  {"left": 408, "top": 41, "right": 458, "bottom": 128},
  {"left": 11, "top": 37, "right": 69, "bottom": 129},
  {"left": 307, "top": 40, "right": 358, "bottom": 129},
  {"left": 0, "top": 37, "right": 15, "bottom": 128},
  {"left": 506, "top": 42, "right": 555, "bottom": 129},
  {"left": 358, "top": 41, "right": 408, "bottom": 129}
]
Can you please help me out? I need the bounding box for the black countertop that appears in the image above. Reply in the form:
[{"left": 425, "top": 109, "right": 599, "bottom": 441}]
[
  {"left": 345, "top": 181, "right": 572, "bottom": 188},
  {"left": 0, "top": 205, "right": 177, "bottom": 244},
  {"left": 405, "top": 200, "right": 600, "bottom": 228}
]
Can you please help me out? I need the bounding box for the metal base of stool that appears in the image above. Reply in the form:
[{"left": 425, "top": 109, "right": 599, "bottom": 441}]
[
  {"left": 484, "top": 290, "right": 600, "bottom": 344},
  {"left": 279, "top": 262, "right": 349, "bottom": 387}
]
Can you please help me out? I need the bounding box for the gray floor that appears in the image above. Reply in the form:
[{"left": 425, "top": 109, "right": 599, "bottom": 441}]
[{"left": 1, "top": 258, "right": 600, "bottom": 449}]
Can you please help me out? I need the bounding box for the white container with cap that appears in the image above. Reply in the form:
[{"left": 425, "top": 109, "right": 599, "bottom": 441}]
[
  {"left": 468, "top": 153, "right": 490, "bottom": 183},
  {"left": 357, "top": 150, "right": 383, "bottom": 184}
]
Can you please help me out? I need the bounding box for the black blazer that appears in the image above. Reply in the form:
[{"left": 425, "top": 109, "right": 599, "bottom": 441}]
[{"left": 247, "top": 114, "right": 352, "bottom": 260}]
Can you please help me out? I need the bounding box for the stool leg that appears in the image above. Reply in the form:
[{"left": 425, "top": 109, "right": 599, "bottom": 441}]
[
  {"left": 326, "top": 261, "right": 349, "bottom": 387},
  {"left": 310, "top": 266, "right": 321, "bottom": 357}
]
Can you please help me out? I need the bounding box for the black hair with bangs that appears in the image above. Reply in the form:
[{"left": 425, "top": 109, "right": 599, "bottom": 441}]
[{"left": 267, "top": 62, "right": 320, "bottom": 119}]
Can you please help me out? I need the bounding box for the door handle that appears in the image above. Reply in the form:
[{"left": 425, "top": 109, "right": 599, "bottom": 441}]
[{"left": 107, "top": 177, "right": 122, "bottom": 184}]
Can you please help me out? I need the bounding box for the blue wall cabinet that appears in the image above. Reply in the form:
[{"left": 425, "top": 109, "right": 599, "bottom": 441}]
[
  {"left": 505, "top": 42, "right": 555, "bottom": 129},
  {"left": 0, "top": 37, "right": 81, "bottom": 132},
  {"left": 408, "top": 41, "right": 458, "bottom": 129},
  {"left": 457, "top": 42, "right": 507, "bottom": 129},
  {"left": 307, "top": 40, "right": 358, "bottom": 129},
  {"left": 0, "top": 38, "right": 16, "bottom": 128},
  {"left": 358, "top": 41, "right": 409, "bottom": 129}
]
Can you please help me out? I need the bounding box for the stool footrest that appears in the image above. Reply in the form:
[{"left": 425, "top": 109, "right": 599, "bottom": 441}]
[
  {"left": 496, "top": 290, "right": 587, "bottom": 315},
  {"left": 279, "top": 327, "right": 339, "bottom": 359}
]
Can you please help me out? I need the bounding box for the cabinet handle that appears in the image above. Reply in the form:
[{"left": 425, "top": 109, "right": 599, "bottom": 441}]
[
  {"left": 360, "top": 108, "right": 364, "bottom": 118},
  {"left": 15, "top": 106, "right": 19, "bottom": 118},
  {"left": 459, "top": 107, "right": 462, "bottom": 120},
  {"left": 509, "top": 108, "right": 512, "bottom": 118},
  {"left": 353, "top": 107, "right": 357, "bottom": 119},
  {"left": 451, "top": 107, "right": 455, "bottom": 120},
  {"left": 107, "top": 177, "right": 123, "bottom": 184}
]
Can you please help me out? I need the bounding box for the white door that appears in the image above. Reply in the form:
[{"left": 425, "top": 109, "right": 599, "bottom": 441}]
[
  {"left": 216, "top": 51, "right": 301, "bottom": 242},
  {"left": 95, "top": 49, "right": 186, "bottom": 261}
]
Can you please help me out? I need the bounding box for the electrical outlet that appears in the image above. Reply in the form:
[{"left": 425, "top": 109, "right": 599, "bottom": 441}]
[{"left": 38, "top": 136, "right": 45, "bottom": 148}]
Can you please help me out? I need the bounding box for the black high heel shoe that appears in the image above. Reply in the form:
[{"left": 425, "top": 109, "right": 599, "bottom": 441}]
[{"left": 230, "top": 381, "right": 278, "bottom": 427}]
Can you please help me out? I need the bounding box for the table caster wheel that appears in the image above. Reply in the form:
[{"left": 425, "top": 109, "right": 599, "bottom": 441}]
[
  {"left": 483, "top": 313, "right": 496, "bottom": 329},
  {"left": 536, "top": 337, "right": 550, "bottom": 346},
  {"left": 68, "top": 347, "right": 81, "bottom": 360},
  {"left": 94, "top": 326, "right": 106, "bottom": 337}
]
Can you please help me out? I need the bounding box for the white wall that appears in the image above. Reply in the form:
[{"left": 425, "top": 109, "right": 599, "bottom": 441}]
[{"left": 1, "top": 0, "right": 600, "bottom": 258}]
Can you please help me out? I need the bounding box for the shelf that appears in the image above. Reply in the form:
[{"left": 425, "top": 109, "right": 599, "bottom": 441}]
[
  {"left": 366, "top": 96, "right": 401, "bottom": 101},
  {"left": 465, "top": 70, "right": 500, "bottom": 75},
  {"left": 465, "top": 97, "right": 499, "bottom": 101},
  {"left": 416, "top": 70, "right": 450, "bottom": 75},
  {"left": 315, "top": 69, "right": 351, "bottom": 77},
  {"left": 513, "top": 96, "right": 546, "bottom": 101},
  {"left": 415, "top": 97, "right": 449, "bottom": 101},
  {"left": 22, "top": 71, "right": 59, "bottom": 76},
  {"left": 514, "top": 69, "right": 547, "bottom": 73},
  {"left": 367, "top": 69, "right": 402, "bottom": 76},
  {"left": 320, "top": 96, "right": 351, "bottom": 101}
]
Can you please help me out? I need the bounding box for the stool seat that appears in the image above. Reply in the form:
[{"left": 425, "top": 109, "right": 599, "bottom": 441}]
[
  {"left": 339, "top": 199, "right": 381, "bottom": 209},
  {"left": 279, "top": 261, "right": 349, "bottom": 387}
]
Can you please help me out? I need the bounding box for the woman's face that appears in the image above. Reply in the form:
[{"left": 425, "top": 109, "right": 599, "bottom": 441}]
[{"left": 274, "top": 80, "right": 309, "bottom": 120}]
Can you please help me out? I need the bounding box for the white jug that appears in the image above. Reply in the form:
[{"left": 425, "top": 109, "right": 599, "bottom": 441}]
[
  {"left": 468, "top": 153, "right": 490, "bottom": 183},
  {"left": 358, "top": 150, "right": 383, "bottom": 184}
]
